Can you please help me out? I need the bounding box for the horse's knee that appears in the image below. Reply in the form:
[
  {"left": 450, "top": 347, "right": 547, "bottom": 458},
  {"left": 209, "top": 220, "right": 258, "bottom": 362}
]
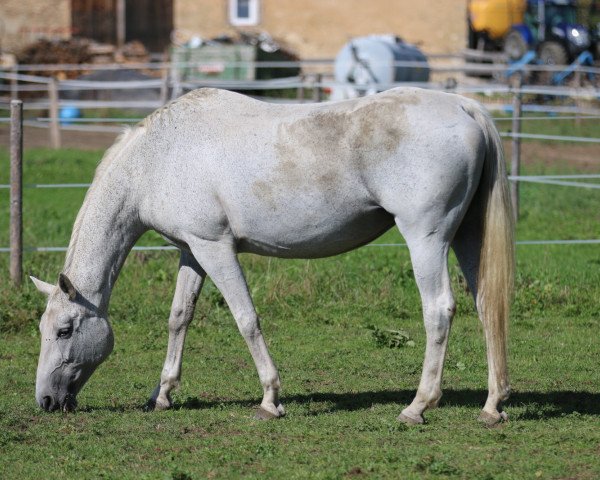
[
  {"left": 236, "top": 311, "right": 260, "bottom": 339},
  {"left": 169, "top": 293, "right": 197, "bottom": 331},
  {"left": 170, "top": 305, "right": 185, "bottom": 322},
  {"left": 424, "top": 298, "right": 455, "bottom": 343},
  {"left": 168, "top": 308, "right": 186, "bottom": 334}
]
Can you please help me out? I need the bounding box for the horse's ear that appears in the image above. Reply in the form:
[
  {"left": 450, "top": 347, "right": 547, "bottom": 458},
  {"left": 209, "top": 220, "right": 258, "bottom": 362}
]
[
  {"left": 58, "top": 273, "right": 77, "bottom": 301},
  {"left": 30, "top": 276, "right": 55, "bottom": 297}
]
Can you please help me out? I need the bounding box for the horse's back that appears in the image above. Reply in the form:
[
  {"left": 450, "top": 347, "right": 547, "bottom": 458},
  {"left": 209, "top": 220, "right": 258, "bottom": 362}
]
[{"left": 135, "top": 88, "right": 487, "bottom": 258}]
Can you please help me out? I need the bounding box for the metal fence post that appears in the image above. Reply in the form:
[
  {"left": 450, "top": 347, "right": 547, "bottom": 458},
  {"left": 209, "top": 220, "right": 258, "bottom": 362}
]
[
  {"left": 296, "top": 74, "right": 306, "bottom": 102},
  {"left": 312, "top": 73, "right": 323, "bottom": 102},
  {"left": 48, "top": 77, "right": 61, "bottom": 149},
  {"left": 160, "top": 68, "right": 170, "bottom": 105},
  {"left": 10, "top": 64, "right": 19, "bottom": 101},
  {"left": 10, "top": 100, "right": 23, "bottom": 287},
  {"left": 510, "top": 72, "right": 522, "bottom": 222}
]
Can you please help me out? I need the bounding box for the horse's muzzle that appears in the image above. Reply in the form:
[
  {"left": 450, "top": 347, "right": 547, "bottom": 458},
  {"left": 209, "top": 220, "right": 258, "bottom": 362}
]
[
  {"left": 38, "top": 394, "right": 77, "bottom": 412},
  {"left": 40, "top": 395, "right": 55, "bottom": 411}
]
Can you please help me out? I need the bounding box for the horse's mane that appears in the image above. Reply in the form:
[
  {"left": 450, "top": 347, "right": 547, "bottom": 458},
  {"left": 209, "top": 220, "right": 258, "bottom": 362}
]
[
  {"left": 63, "top": 126, "right": 144, "bottom": 272},
  {"left": 63, "top": 88, "right": 225, "bottom": 273},
  {"left": 140, "top": 88, "right": 225, "bottom": 130}
]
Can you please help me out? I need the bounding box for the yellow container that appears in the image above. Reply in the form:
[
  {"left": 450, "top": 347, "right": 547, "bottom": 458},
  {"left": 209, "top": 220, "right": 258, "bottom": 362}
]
[{"left": 469, "top": 0, "right": 526, "bottom": 40}]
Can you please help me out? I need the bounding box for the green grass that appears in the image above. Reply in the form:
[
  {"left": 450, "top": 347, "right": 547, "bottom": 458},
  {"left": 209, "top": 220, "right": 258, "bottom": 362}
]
[{"left": 1, "top": 144, "right": 600, "bottom": 479}]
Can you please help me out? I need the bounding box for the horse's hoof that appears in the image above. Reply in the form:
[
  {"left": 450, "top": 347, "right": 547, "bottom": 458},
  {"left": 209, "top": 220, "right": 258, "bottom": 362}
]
[
  {"left": 255, "top": 407, "right": 283, "bottom": 420},
  {"left": 478, "top": 410, "right": 507, "bottom": 427},
  {"left": 144, "top": 397, "right": 172, "bottom": 412},
  {"left": 397, "top": 411, "right": 424, "bottom": 425},
  {"left": 154, "top": 400, "right": 172, "bottom": 411}
]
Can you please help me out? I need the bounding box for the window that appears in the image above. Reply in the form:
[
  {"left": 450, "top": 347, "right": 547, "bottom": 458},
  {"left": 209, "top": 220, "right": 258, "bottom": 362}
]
[{"left": 229, "top": 0, "right": 260, "bottom": 26}]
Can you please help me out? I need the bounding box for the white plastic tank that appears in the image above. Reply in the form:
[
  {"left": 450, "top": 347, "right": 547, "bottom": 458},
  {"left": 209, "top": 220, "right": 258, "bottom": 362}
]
[{"left": 332, "top": 35, "right": 429, "bottom": 100}]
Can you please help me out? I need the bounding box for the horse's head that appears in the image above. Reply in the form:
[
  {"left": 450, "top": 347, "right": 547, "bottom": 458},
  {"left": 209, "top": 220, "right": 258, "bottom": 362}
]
[{"left": 31, "top": 273, "right": 114, "bottom": 412}]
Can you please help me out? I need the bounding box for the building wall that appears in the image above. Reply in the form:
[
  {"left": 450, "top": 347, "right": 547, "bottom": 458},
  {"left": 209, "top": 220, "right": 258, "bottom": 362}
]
[
  {"left": 0, "top": 0, "right": 71, "bottom": 52},
  {"left": 174, "top": 0, "right": 467, "bottom": 58},
  {"left": 0, "top": 0, "right": 466, "bottom": 57}
]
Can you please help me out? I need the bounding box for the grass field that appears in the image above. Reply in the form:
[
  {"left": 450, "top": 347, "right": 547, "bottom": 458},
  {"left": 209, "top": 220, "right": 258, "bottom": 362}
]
[{"left": 0, "top": 137, "right": 599, "bottom": 479}]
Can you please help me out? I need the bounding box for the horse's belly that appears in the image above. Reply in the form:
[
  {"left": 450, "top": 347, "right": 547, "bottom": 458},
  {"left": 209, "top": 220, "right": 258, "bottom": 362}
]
[{"left": 234, "top": 206, "right": 395, "bottom": 259}]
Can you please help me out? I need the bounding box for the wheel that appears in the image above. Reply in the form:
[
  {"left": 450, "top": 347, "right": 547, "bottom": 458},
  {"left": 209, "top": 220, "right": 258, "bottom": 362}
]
[
  {"left": 539, "top": 41, "right": 568, "bottom": 65},
  {"left": 538, "top": 41, "right": 568, "bottom": 84},
  {"left": 504, "top": 30, "right": 528, "bottom": 61}
]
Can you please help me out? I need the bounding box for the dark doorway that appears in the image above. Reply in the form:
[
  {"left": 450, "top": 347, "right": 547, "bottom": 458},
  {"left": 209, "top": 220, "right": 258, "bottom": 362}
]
[
  {"left": 126, "top": 0, "right": 173, "bottom": 52},
  {"left": 72, "top": 0, "right": 116, "bottom": 45},
  {"left": 71, "top": 0, "right": 173, "bottom": 52}
]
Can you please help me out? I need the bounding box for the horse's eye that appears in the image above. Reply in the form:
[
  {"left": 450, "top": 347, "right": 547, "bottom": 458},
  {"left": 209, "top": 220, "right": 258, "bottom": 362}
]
[{"left": 57, "top": 327, "right": 73, "bottom": 339}]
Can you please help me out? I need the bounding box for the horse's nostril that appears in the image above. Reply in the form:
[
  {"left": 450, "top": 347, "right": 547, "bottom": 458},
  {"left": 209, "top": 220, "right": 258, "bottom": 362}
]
[{"left": 41, "top": 396, "right": 53, "bottom": 411}]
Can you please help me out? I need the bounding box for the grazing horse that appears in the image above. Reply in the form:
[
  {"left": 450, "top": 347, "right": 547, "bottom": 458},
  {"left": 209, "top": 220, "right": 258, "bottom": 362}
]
[{"left": 31, "top": 87, "right": 514, "bottom": 425}]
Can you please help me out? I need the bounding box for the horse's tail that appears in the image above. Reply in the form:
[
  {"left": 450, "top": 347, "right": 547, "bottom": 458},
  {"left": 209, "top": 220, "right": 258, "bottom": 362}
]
[{"left": 464, "top": 101, "right": 515, "bottom": 401}]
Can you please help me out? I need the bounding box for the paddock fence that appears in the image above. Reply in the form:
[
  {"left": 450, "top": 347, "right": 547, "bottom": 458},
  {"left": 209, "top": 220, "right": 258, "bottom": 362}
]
[{"left": 2, "top": 58, "right": 599, "bottom": 284}]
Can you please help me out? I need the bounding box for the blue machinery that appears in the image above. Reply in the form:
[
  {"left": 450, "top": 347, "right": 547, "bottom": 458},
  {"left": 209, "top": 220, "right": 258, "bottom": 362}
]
[{"left": 507, "top": 49, "right": 595, "bottom": 84}]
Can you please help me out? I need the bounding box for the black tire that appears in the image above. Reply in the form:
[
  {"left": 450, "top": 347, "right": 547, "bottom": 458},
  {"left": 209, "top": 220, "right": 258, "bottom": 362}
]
[
  {"left": 504, "top": 30, "right": 528, "bottom": 61},
  {"left": 538, "top": 41, "right": 568, "bottom": 65},
  {"left": 538, "top": 42, "right": 569, "bottom": 84}
]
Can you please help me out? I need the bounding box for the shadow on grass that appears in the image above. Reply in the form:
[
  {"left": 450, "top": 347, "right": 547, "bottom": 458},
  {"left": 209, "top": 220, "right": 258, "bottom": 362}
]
[{"left": 175, "top": 389, "right": 600, "bottom": 420}]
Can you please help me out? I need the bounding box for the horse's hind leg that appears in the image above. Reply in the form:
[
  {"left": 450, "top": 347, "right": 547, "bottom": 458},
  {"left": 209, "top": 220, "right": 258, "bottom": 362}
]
[
  {"left": 187, "top": 238, "right": 284, "bottom": 419},
  {"left": 148, "top": 251, "right": 206, "bottom": 410},
  {"left": 398, "top": 230, "right": 456, "bottom": 425}
]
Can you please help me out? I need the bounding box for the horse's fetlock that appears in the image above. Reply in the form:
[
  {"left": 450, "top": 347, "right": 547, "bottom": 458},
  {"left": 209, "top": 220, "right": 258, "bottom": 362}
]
[
  {"left": 160, "top": 371, "right": 179, "bottom": 390},
  {"left": 500, "top": 384, "right": 511, "bottom": 402},
  {"left": 264, "top": 376, "right": 281, "bottom": 391},
  {"left": 426, "top": 388, "right": 443, "bottom": 408}
]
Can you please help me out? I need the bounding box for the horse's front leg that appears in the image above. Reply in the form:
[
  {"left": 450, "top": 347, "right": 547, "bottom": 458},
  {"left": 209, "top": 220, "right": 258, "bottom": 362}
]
[
  {"left": 147, "top": 251, "right": 206, "bottom": 410},
  {"left": 398, "top": 237, "right": 456, "bottom": 425},
  {"left": 188, "top": 238, "right": 284, "bottom": 419}
]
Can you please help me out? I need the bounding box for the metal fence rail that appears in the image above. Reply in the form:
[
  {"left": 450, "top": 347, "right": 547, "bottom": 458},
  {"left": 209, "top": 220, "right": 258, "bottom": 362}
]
[
  {"left": 2, "top": 59, "right": 599, "bottom": 283},
  {"left": 2, "top": 175, "right": 599, "bottom": 191},
  {"left": 2, "top": 238, "right": 600, "bottom": 254}
]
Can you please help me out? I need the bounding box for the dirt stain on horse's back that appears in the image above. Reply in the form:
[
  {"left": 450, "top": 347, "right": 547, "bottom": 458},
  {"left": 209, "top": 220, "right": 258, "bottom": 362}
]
[
  {"left": 248, "top": 90, "right": 421, "bottom": 206},
  {"left": 251, "top": 180, "right": 276, "bottom": 210},
  {"left": 272, "top": 93, "right": 416, "bottom": 188}
]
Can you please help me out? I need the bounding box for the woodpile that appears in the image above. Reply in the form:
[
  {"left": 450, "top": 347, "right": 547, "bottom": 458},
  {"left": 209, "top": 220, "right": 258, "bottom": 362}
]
[
  {"left": 17, "top": 38, "right": 93, "bottom": 78},
  {"left": 16, "top": 38, "right": 150, "bottom": 78}
]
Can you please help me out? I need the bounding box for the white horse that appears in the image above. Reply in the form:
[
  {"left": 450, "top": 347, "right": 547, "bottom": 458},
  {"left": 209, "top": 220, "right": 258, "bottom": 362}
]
[{"left": 31, "top": 87, "right": 514, "bottom": 425}]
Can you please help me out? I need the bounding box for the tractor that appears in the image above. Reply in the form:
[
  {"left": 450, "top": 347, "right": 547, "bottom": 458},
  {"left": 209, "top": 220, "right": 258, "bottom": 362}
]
[{"left": 468, "top": 0, "right": 592, "bottom": 65}]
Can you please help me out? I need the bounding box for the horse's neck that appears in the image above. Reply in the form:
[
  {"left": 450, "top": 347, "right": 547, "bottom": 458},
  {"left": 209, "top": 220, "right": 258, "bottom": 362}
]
[{"left": 63, "top": 174, "right": 145, "bottom": 312}]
